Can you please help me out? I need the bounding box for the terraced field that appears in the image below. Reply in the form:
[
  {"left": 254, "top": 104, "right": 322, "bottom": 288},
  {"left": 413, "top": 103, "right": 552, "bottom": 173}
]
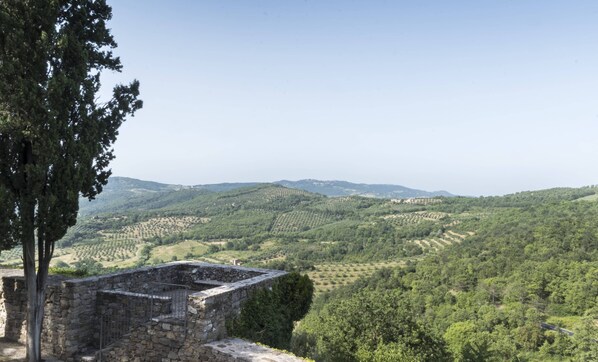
[
  {"left": 118, "top": 216, "right": 209, "bottom": 239},
  {"left": 218, "top": 186, "right": 311, "bottom": 206},
  {"left": 410, "top": 230, "right": 471, "bottom": 252},
  {"left": 391, "top": 198, "right": 443, "bottom": 205},
  {"left": 0, "top": 216, "right": 213, "bottom": 267},
  {"left": 259, "top": 186, "right": 311, "bottom": 199},
  {"left": 383, "top": 211, "right": 448, "bottom": 225},
  {"left": 306, "top": 261, "right": 406, "bottom": 295},
  {"left": 0, "top": 184, "right": 480, "bottom": 276},
  {"left": 271, "top": 211, "right": 336, "bottom": 233},
  {"left": 0, "top": 246, "right": 22, "bottom": 262},
  {"left": 67, "top": 216, "right": 210, "bottom": 265},
  {"left": 74, "top": 238, "right": 139, "bottom": 261},
  {"left": 309, "top": 197, "right": 368, "bottom": 213}
]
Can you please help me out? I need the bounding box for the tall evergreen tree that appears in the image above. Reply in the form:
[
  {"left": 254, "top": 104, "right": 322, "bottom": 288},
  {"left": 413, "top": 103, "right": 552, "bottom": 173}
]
[{"left": 0, "top": 1, "right": 141, "bottom": 360}]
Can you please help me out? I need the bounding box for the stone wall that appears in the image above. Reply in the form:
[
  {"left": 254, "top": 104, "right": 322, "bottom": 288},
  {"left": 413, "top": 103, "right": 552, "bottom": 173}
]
[
  {"left": 0, "top": 275, "right": 27, "bottom": 342},
  {"left": 98, "top": 317, "right": 187, "bottom": 361},
  {"left": 0, "top": 272, "right": 68, "bottom": 357},
  {"left": 95, "top": 290, "right": 172, "bottom": 348},
  {"left": 183, "top": 271, "right": 281, "bottom": 347},
  {"left": 0, "top": 262, "right": 290, "bottom": 361},
  {"left": 179, "top": 266, "right": 263, "bottom": 284},
  {"left": 95, "top": 265, "right": 287, "bottom": 361}
]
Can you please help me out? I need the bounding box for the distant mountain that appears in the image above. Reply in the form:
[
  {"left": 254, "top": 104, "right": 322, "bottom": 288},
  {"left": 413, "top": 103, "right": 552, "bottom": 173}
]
[
  {"left": 274, "top": 179, "right": 454, "bottom": 198},
  {"left": 78, "top": 177, "right": 189, "bottom": 215},
  {"left": 193, "top": 182, "right": 260, "bottom": 193},
  {"left": 79, "top": 177, "right": 454, "bottom": 216}
]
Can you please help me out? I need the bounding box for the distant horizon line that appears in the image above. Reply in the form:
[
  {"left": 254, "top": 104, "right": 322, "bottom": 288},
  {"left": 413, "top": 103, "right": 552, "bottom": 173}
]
[
  {"left": 110, "top": 175, "right": 451, "bottom": 191},
  {"left": 109, "top": 174, "right": 598, "bottom": 198}
]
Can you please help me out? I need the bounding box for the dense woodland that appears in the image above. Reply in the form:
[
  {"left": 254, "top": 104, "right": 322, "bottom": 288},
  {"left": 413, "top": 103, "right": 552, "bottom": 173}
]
[
  {"left": 293, "top": 196, "right": 598, "bottom": 361},
  {"left": 0, "top": 181, "right": 597, "bottom": 361}
]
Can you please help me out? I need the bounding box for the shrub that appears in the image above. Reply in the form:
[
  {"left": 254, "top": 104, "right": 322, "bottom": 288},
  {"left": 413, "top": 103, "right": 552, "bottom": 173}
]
[{"left": 227, "top": 272, "right": 314, "bottom": 349}]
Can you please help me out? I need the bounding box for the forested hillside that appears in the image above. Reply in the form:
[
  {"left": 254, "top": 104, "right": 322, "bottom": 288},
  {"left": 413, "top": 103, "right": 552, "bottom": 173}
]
[
  {"left": 1, "top": 181, "right": 596, "bottom": 361},
  {"left": 275, "top": 179, "right": 454, "bottom": 198},
  {"left": 293, "top": 193, "right": 598, "bottom": 361},
  {"left": 77, "top": 177, "right": 455, "bottom": 216}
]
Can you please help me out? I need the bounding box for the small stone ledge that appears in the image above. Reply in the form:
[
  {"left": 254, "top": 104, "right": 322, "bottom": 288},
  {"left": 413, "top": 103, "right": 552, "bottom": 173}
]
[
  {"left": 201, "top": 338, "right": 306, "bottom": 362},
  {"left": 0, "top": 269, "right": 23, "bottom": 278},
  {"left": 190, "top": 269, "right": 286, "bottom": 299},
  {"left": 193, "top": 279, "right": 228, "bottom": 287},
  {"left": 150, "top": 315, "right": 186, "bottom": 325},
  {"left": 98, "top": 289, "right": 171, "bottom": 300}
]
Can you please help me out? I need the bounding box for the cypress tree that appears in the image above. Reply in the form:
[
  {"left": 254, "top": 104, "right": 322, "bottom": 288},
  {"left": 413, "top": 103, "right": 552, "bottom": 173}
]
[{"left": 0, "top": 1, "right": 141, "bottom": 360}]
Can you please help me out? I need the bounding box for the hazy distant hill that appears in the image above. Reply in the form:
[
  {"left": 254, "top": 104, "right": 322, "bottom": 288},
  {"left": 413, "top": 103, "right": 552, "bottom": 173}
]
[
  {"left": 78, "top": 177, "right": 189, "bottom": 215},
  {"left": 193, "top": 179, "right": 455, "bottom": 198},
  {"left": 193, "top": 182, "right": 261, "bottom": 193},
  {"left": 275, "top": 179, "right": 454, "bottom": 198},
  {"left": 79, "top": 177, "right": 453, "bottom": 216}
]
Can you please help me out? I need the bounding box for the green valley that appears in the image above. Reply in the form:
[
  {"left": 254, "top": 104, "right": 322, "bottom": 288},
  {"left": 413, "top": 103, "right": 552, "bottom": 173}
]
[{"left": 1, "top": 178, "right": 597, "bottom": 361}]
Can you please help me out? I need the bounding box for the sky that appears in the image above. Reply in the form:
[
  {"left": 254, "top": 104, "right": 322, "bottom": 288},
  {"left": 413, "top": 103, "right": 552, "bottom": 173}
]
[{"left": 101, "top": 0, "right": 598, "bottom": 196}]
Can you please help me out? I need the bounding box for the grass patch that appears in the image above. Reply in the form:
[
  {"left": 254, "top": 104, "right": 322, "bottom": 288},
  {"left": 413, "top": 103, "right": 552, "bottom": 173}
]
[
  {"left": 545, "top": 315, "right": 583, "bottom": 330},
  {"left": 150, "top": 239, "right": 209, "bottom": 261},
  {"left": 306, "top": 261, "right": 404, "bottom": 294},
  {"left": 575, "top": 193, "right": 598, "bottom": 202}
]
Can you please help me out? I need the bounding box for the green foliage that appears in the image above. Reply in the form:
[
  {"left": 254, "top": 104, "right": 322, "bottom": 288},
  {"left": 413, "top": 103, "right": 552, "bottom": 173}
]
[
  {"left": 49, "top": 267, "right": 90, "bottom": 278},
  {"left": 571, "top": 316, "right": 598, "bottom": 361},
  {"left": 259, "top": 259, "right": 315, "bottom": 272},
  {"left": 71, "top": 258, "right": 106, "bottom": 275},
  {"left": 228, "top": 272, "right": 314, "bottom": 350},
  {"left": 0, "top": 1, "right": 141, "bottom": 358},
  {"left": 0, "top": 0, "right": 142, "bottom": 249},
  {"left": 431, "top": 187, "right": 596, "bottom": 212},
  {"left": 49, "top": 258, "right": 106, "bottom": 277},
  {"left": 207, "top": 244, "right": 220, "bottom": 253},
  {"left": 2, "top": 160, "right": 595, "bottom": 361},
  {"left": 443, "top": 321, "right": 492, "bottom": 361},
  {"left": 355, "top": 342, "right": 425, "bottom": 362},
  {"left": 188, "top": 210, "right": 276, "bottom": 240},
  {"left": 296, "top": 289, "right": 449, "bottom": 362},
  {"left": 294, "top": 200, "right": 598, "bottom": 361}
]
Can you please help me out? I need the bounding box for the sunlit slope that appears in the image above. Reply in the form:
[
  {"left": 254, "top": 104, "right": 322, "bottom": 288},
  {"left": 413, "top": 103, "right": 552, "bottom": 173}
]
[{"left": 1, "top": 183, "right": 595, "bottom": 271}]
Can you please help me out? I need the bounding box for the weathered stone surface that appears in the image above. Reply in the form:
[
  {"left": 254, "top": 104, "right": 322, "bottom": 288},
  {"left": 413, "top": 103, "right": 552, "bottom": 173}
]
[
  {"left": 0, "top": 262, "right": 291, "bottom": 361},
  {"left": 193, "top": 338, "right": 305, "bottom": 362}
]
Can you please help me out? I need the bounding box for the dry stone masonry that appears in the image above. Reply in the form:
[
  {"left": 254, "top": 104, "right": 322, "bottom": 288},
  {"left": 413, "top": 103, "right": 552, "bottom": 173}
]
[{"left": 0, "top": 262, "right": 305, "bottom": 361}]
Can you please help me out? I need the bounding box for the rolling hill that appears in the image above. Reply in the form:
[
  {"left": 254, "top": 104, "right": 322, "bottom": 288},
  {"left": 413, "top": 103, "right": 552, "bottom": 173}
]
[
  {"left": 79, "top": 176, "right": 455, "bottom": 216},
  {"left": 275, "top": 179, "right": 454, "bottom": 198},
  {"left": 1, "top": 178, "right": 597, "bottom": 361}
]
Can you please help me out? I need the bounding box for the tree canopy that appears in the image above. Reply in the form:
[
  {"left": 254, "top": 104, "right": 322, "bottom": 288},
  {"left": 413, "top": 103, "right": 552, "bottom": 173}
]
[
  {"left": 293, "top": 201, "right": 598, "bottom": 361},
  {"left": 0, "top": 1, "right": 141, "bottom": 360}
]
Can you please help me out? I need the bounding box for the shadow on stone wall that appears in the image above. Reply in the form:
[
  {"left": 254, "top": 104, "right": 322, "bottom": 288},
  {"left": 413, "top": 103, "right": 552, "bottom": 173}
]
[{"left": 2, "top": 277, "right": 27, "bottom": 343}]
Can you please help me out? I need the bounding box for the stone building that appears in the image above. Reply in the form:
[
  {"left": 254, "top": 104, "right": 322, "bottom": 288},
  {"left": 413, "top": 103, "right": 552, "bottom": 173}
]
[{"left": 0, "top": 262, "right": 304, "bottom": 361}]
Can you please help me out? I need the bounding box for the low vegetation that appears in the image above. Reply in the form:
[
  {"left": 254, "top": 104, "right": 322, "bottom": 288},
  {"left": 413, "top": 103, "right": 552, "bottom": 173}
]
[{"left": 228, "top": 272, "right": 314, "bottom": 350}]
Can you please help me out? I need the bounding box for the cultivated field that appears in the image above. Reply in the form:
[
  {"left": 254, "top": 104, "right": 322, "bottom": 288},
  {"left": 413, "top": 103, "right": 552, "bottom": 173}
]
[
  {"left": 118, "top": 216, "right": 208, "bottom": 239},
  {"left": 391, "top": 198, "right": 443, "bottom": 205},
  {"left": 409, "top": 230, "right": 472, "bottom": 252},
  {"left": 306, "top": 261, "right": 407, "bottom": 295},
  {"left": 383, "top": 211, "right": 448, "bottom": 224},
  {"left": 271, "top": 211, "right": 336, "bottom": 233}
]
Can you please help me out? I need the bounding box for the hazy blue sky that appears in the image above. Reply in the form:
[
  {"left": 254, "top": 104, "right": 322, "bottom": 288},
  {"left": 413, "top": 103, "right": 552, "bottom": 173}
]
[{"left": 102, "top": 1, "right": 598, "bottom": 196}]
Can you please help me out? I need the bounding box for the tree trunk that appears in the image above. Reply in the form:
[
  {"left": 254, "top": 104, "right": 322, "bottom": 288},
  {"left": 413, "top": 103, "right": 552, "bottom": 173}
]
[
  {"left": 22, "top": 199, "right": 46, "bottom": 362},
  {"left": 21, "top": 200, "right": 51, "bottom": 362}
]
